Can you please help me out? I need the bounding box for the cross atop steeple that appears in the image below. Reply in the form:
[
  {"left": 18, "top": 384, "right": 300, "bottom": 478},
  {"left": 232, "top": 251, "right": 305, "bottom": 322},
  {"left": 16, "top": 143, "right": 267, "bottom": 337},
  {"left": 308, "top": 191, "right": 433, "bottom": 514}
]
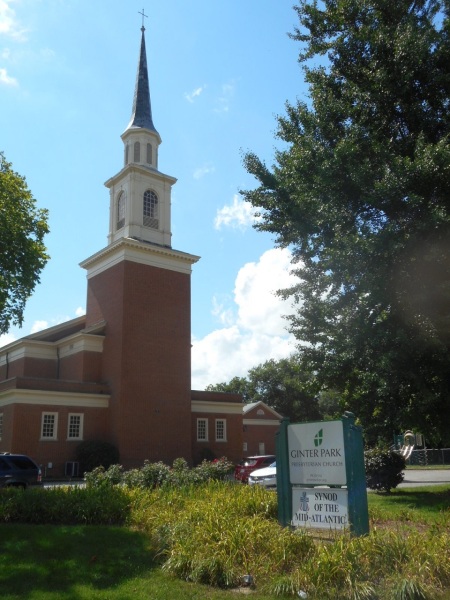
[{"left": 138, "top": 8, "right": 148, "bottom": 31}]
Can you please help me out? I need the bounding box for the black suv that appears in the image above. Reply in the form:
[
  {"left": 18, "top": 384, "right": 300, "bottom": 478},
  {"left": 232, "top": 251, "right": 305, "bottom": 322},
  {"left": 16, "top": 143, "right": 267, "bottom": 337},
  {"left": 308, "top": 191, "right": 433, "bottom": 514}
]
[{"left": 0, "top": 453, "right": 42, "bottom": 489}]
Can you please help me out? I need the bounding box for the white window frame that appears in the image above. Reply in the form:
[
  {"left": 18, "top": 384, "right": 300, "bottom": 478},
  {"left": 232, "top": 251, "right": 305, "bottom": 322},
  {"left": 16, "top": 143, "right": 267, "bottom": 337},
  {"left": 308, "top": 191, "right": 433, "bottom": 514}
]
[
  {"left": 258, "top": 442, "right": 266, "bottom": 455},
  {"left": 197, "top": 418, "right": 208, "bottom": 442},
  {"left": 41, "top": 412, "right": 58, "bottom": 441},
  {"left": 243, "top": 442, "right": 248, "bottom": 453},
  {"left": 67, "top": 413, "right": 84, "bottom": 441},
  {"left": 0, "top": 412, "right": 3, "bottom": 441},
  {"left": 215, "top": 419, "right": 227, "bottom": 442}
]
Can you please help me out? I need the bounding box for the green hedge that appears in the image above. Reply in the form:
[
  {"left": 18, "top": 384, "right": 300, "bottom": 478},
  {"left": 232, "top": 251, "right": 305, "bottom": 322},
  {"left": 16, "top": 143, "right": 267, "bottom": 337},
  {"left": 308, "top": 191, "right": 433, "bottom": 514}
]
[
  {"left": 0, "top": 486, "right": 130, "bottom": 525},
  {"left": 84, "top": 457, "right": 234, "bottom": 489}
]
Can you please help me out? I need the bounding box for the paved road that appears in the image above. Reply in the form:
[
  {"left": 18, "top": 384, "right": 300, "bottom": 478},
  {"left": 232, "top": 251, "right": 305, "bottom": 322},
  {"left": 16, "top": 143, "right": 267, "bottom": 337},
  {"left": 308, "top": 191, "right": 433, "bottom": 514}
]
[{"left": 399, "top": 469, "right": 450, "bottom": 487}]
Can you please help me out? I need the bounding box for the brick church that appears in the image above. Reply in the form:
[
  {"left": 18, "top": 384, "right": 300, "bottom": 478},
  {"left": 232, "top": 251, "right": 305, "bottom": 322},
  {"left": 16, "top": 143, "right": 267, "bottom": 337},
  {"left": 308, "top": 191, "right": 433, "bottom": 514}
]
[{"left": 0, "top": 26, "right": 281, "bottom": 477}]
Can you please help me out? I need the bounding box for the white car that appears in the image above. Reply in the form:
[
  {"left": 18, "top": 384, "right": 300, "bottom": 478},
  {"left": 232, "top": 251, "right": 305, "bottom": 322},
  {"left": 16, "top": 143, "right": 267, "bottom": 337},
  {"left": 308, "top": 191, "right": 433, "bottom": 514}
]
[{"left": 248, "top": 461, "right": 276, "bottom": 489}]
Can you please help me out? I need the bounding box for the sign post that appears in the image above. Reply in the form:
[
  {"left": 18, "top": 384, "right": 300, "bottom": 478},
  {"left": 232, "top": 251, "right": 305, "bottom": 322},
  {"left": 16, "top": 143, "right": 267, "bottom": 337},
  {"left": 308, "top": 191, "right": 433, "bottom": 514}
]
[{"left": 276, "top": 412, "right": 369, "bottom": 536}]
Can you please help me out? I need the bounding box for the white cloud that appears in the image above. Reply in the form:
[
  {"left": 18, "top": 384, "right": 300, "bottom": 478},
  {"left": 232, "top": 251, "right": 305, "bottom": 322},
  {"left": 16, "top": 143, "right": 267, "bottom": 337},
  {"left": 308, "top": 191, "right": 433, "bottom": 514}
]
[
  {"left": 0, "top": 0, "right": 27, "bottom": 41},
  {"left": 30, "top": 320, "right": 49, "bottom": 334},
  {"left": 211, "top": 294, "right": 234, "bottom": 327},
  {"left": 184, "top": 85, "right": 205, "bottom": 103},
  {"left": 0, "top": 66, "right": 17, "bottom": 86},
  {"left": 215, "top": 195, "right": 260, "bottom": 231},
  {"left": 0, "top": 332, "right": 16, "bottom": 347},
  {"left": 193, "top": 164, "right": 215, "bottom": 180},
  {"left": 214, "top": 81, "right": 235, "bottom": 114},
  {"left": 75, "top": 306, "right": 86, "bottom": 317},
  {"left": 191, "top": 248, "right": 299, "bottom": 389}
]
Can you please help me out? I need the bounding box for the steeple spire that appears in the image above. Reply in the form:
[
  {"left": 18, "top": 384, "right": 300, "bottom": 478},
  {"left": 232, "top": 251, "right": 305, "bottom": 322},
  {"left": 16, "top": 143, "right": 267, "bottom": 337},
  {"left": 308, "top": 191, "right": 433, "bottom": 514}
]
[{"left": 127, "top": 20, "right": 158, "bottom": 134}]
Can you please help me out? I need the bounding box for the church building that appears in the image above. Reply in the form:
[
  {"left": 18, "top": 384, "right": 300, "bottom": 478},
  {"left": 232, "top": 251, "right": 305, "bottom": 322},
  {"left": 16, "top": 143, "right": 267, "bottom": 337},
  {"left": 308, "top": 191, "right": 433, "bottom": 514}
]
[{"left": 0, "top": 26, "right": 281, "bottom": 477}]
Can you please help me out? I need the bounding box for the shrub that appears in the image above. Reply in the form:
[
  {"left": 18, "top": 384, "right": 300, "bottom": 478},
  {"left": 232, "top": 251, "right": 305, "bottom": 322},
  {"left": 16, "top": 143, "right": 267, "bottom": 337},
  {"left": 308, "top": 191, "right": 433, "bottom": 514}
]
[
  {"left": 364, "top": 447, "right": 406, "bottom": 492},
  {"left": 75, "top": 440, "right": 120, "bottom": 475},
  {"left": 84, "top": 464, "right": 124, "bottom": 488},
  {"left": 84, "top": 457, "right": 234, "bottom": 490}
]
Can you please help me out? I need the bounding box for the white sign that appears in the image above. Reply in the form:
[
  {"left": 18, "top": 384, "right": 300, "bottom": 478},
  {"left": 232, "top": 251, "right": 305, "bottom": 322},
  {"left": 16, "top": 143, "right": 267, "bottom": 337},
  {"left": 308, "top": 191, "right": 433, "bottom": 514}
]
[
  {"left": 292, "top": 488, "right": 348, "bottom": 530},
  {"left": 288, "top": 421, "right": 346, "bottom": 485}
]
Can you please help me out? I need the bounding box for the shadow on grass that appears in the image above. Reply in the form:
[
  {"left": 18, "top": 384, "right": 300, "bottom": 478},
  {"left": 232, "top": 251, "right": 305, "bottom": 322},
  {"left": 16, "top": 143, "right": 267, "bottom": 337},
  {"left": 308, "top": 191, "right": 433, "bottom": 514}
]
[{"left": 0, "top": 524, "right": 156, "bottom": 597}]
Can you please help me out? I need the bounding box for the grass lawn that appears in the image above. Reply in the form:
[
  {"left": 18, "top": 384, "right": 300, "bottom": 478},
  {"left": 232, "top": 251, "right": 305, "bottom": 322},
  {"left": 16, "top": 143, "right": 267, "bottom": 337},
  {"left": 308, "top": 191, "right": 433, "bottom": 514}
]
[
  {"left": 0, "top": 524, "right": 274, "bottom": 600},
  {"left": 368, "top": 483, "right": 450, "bottom": 525}
]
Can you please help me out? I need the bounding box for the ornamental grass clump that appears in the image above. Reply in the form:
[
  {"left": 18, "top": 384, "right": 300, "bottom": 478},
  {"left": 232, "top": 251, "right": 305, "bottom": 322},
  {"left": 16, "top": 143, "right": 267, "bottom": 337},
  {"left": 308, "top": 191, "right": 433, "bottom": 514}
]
[
  {"left": 266, "top": 528, "right": 450, "bottom": 599},
  {"left": 127, "top": 481, "right": 450, "bottom": 598}
]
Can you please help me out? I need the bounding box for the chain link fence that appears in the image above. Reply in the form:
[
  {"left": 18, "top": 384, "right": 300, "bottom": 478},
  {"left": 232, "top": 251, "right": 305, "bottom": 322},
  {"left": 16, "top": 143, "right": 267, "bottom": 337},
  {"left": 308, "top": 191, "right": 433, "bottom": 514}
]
[{"left": 408, "top": 448, "right": 450, "bottom": 466}]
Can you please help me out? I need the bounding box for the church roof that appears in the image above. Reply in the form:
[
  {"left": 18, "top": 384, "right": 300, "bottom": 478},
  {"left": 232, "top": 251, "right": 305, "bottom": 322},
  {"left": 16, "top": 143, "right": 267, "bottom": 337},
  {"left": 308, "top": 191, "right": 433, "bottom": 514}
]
[{"left": 126, "top": 26, "right": 158, "bottom": 134}]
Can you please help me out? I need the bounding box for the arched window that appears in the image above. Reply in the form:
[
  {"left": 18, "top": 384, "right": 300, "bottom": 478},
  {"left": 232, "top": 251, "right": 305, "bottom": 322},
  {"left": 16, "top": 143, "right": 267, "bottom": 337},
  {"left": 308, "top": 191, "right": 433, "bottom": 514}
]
[
  {"left": 116, "top": 192, "right": 125, "bottom": 230},
  {"left": 124, "top": 144, "right": 129, "bottom": 166},
  {"left": 134, "top": 141, "right": 140, "bottom": 162},
  {"left": 146, "top": 143, "right": 152, "bottom": 165},
  {"left": 143, "top": 189, "right": 159, "bottom": 229}
]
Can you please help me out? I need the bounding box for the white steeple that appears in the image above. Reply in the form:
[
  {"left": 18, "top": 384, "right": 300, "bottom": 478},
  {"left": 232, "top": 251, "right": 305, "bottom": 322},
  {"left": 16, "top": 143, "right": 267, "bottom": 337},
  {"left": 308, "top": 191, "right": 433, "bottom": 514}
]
[{"left": 105, "top": 25, "right": 175, "bottom": 248}]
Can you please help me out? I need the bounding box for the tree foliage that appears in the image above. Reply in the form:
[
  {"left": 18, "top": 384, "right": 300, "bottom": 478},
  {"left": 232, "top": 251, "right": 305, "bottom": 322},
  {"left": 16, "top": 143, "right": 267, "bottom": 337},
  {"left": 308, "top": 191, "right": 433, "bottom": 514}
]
[
  {"left": 0, "top": 153, "right": 49, "bottom": 335},
  {"left": 207, "top": 356, "right": 323, "bottom": 423},
  {"left": 241, "top": 1, "right": 450, "bottom": 445}
]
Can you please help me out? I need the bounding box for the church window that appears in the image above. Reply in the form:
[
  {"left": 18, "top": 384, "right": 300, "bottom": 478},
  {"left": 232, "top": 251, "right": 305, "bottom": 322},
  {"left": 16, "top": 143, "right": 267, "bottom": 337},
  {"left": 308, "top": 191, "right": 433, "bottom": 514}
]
[
  {"left": 197, "top": 418, "right": 208, "bottom": 442},
  {"left": 124, "top": 143, "right": 129, "bottom": 166},
  {"left": 134, "top": 141, "right": 140, "bottom": 162},
  {"left": 146, "top": 143, "right": 152, "bottom": 164},
  {"left": 215, "top": 419, "right": 227, "bottom": 442},
  {"left": 143, "top": 189, "right": 159, "bottom": 229},
  {"left": 67, "top": 413, "right": 84, "bottom": 440},
  {"left": 117, "top": 192, "right": 125, "bottom": 230},
  {"left": 41, "top": 412, "right": 58, "bottom": 440}
]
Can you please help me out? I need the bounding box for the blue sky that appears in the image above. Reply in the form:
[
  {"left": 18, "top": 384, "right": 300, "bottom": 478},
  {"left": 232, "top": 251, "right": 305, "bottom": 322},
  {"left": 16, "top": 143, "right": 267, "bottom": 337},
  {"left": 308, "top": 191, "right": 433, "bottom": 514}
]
[{"left": 0, "top": 0, "right": 308, "bottom": 388}]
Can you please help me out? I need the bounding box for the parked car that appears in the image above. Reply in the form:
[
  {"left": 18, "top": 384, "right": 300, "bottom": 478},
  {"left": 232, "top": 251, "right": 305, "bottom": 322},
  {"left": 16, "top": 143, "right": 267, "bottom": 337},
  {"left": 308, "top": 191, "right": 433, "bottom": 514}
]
[
  {"left": 0, "top": 453, "right": 42, "bottom": 489},
  {"left": 248, "top": 461, "right": 277, "bottom": 489},
  {"left": 234, "top": 455, "right": 276, "bottom": 483}
]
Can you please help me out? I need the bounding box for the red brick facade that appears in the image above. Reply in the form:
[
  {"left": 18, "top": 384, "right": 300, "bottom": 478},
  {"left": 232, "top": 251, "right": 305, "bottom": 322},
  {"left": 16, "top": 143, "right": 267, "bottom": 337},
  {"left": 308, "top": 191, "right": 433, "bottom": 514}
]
[
  {"left": 242, "top": 401, "right": 282, "bottom": 458},
  {"left": 0, "top": 27, "right": 282, "bottom": 476},
  {"left": 0, "top": 256, "right": 274, "bottom": 475}
]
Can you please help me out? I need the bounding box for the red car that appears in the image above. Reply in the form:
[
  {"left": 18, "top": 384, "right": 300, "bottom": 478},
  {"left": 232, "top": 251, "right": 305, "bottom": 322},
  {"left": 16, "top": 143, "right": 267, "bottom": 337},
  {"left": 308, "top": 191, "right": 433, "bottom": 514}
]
[{"left": 234, "top": 455, "right": 276, "bottom": 483}]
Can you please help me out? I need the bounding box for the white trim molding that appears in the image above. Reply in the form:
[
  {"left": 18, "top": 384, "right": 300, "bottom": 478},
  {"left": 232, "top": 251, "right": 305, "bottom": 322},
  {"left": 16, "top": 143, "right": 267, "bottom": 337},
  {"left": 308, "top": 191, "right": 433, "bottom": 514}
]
[
  {"left": 243, "top": 419, "right": 281, "bottom": 427},
  {"left": 80, "top": 237, "right": 200, "bottom": 278},
  {"left": 191, "top": 400, "right": 243, "bottom": 415},
  {"left": 0, "top": 389, "right": 109, "bottom": 408}
]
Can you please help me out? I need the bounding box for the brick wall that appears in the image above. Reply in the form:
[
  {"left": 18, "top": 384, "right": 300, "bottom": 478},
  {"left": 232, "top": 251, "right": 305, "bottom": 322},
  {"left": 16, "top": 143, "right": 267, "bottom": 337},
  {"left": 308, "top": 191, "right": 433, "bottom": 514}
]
[{"left": 86, "top": 259, "right": 193, "bottom": 468}]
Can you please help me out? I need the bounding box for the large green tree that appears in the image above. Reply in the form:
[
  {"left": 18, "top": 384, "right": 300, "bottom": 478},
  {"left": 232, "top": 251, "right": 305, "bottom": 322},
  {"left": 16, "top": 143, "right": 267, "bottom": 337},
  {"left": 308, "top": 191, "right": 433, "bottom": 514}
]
[
  {"left": 207, "top": 356, "right": 322, "bottom": 423},
  {"left": 241, "top": 0, "right": 450, "bottom": 445},
  {"left": 0, "top": 152, "right": 49, "bottom": 335}
]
